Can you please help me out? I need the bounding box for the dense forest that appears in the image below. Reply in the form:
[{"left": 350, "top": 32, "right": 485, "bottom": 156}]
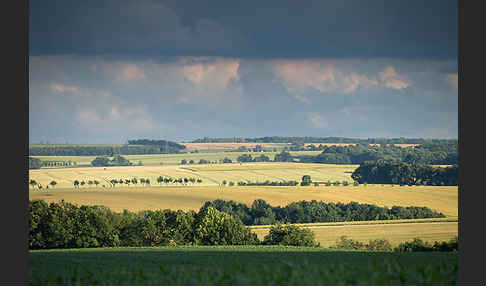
[
  {"left": 29, "top": 200, "right": 259, "bottom": 250},
  {"left": 192, "top": 136, "right": 456, "bottom": 145},
  {"left": 29, "top": 199, "right": 444, "bottom": 250},
  {"left": 351, "top": 161, "right": 458, "bottom": 186},
  {"left": 288, "top": 141, "right": 458, "bottom": 165},
  {"left": 201, "top": 199, "right": 445, "bottom": 226},
  {"left": 29, "top": 140, "right": 185, "bottom": 156},
  {"left": 127, "top": 139, "right": 186, "bottom": 153}
]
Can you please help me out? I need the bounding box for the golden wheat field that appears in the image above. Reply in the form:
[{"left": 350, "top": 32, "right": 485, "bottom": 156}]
[
  {"left": 29, "top": 162, "right": 458, "bottom": 247},
  {"left": 28, "top": 163, "right": 358, "bottom": 188},
  {"left": 29, "top": 184, "right": 458, "bottom": 217},
  {"left": 250, "top": 220, "right": 458, "bottom": 247}
]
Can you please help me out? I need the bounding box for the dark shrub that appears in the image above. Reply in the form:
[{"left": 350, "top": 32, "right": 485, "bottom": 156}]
[{"left": 263, "top": 223, "right": 317, "bottom": 247}]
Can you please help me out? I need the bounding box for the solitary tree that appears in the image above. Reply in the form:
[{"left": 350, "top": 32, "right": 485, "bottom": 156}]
[
  {"left": 94, "top": 180, "right": 100, "bottom": 187},
  {"left": 29, "top": 179, "right": 38, "bottom": 189},
  {"left": 73, "top": 180, "right": 80, "bottom": 188},
  {"left": 301, "top": 175, "right": 312, "bottom": 186},
  {"left": 49, "top": 180, "right": 57, "bottom": 188}
]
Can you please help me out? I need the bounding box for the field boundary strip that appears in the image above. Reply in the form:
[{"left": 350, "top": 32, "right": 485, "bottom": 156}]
[{"left": 248, "top": 217, "right": 458, "bottom": 230}]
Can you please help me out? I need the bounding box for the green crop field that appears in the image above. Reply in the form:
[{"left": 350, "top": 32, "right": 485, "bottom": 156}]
[{"left": 29, "top": 246, "right": 458, "bottom": 285}]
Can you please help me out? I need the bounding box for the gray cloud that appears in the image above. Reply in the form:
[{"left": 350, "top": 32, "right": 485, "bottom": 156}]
[
  {"left": 29, "top": 55, "right": 458, "bottom": 143},
  {"left": 30, "top": 0, "right": 457, "bottom": 59}
]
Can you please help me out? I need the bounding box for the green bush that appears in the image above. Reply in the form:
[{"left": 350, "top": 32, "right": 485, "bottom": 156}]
[
  {"left": 331, "top": 236, "right": 392, "bottom": 252},
  {"left": 331, "top": 236, "right": 365, "bottom": 250},
  {"left": 193, "top": 207, "right": 259, "bottom": 246},
  {"left": 394, "top": 237, "right": 458, "bottom": 252},
  {"left": 365, "top": 238, "right": 392, "bottom": 252},
  {"left": 262, "top": 223, "right": 317, "bottom": 247}
]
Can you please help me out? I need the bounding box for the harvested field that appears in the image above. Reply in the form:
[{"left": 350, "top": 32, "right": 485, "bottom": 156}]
[{"left": 250, "top": 220, "right": 458, "bottom": 247}]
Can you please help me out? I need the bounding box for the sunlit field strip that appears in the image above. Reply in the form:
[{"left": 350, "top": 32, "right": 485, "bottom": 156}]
[{"left": 250, "top": 220, "right": 458, "bottom": 247}]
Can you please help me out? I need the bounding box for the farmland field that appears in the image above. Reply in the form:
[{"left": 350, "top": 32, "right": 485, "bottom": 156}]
[
  {"left": 250, "top": 220, "right": 458, "bottom": 247},
  {"left": 29, "top": 184, "right": 458, "bottom": 217},
  {"left": 31, "top": 150, "right": 323, "bottom": 167},
  {"left": 29, "top": 246, "right": 458, "bottom": 285},
  {"left": 28, "top": 162, "right": 357, "bottom": 188},
  {"left": 29, "top": 161, "right": 458, "bottom": 249}
]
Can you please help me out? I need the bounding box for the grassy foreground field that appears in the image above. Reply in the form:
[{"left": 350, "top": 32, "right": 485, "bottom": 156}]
[{"left": 29, "top": 246, "right": 458, "bottom": 285}]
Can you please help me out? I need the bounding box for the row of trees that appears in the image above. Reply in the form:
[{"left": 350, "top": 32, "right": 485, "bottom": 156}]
[
  {"left": 29, "top": 200, "right": 259, "bottom": 249},
  {"left": 72, "top": 176, "right": 203, "bottom": 188},
  {"left": 29, "top": 201, "right": 318, "bottom": 249},
  {"left": 127, "top": 139, "right": 186, "bottom": 154},
  {"left": 29, "top": 200, "right": 455, "bottom": 250},
  {"left": 29, "top": 139, "right": 186, "bottom": 156},
  {"left": 330, "top": 235, "right": 458, "bottom": 252},
  {"left": 29, "top": 157, "right": 77, "bottom": 170},
  {"left": 351, "top": 161, "right": 458, "bottom": 186},
  {"left": 200, "top": 199, "right": 445, "bottom": 226},
  {"left": 192, "top": 136, "right": 456, "bottom": 145},
  {"left": 29, "top": 179, "right": 57, "bottom": 190},
  {"left": 294, "top": 142, "right": 458, "bottom": 165}
]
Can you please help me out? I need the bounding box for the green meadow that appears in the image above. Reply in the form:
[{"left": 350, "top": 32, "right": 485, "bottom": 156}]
[{"left": 29, "top": 246, "right": 458, "bottom": 285}]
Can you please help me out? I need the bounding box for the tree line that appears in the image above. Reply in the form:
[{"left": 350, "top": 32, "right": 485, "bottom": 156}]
[
  {"left": 351, "top": 161, "right": 458, "bottom": 186},
  {"left": 28, "top": 200, "right": 451, "bottom": 250},
  {"left": 127, "top": 139, "right": 186, "bottom": 153},
  {"left": 294, "top": 142, "right": 458, "bottom": 165},
  {"left": 330, "top": 235, "right": 458, "bottom": 252},
  {"left": 29, "top": 141, "right": 185, "bottom": 156},
  {"left": 29, "top": 200, "right": 258, "bottom": 249},
  {"left": 29, "top": 200, "right": 318, "bottom": 249},
  {"left": 200, "top": 199, "right": 445, "bottom": 226},
  {"left": 192, "top": 136, "right": 456, "bottom": 145}
]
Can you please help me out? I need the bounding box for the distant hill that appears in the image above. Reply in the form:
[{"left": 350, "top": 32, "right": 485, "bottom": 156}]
[
  {"left": 191, "top": 136, "right": 457, "bottom": 145},
  {"left": 29, "top": 139, "right": 186, "bottom": 156}
]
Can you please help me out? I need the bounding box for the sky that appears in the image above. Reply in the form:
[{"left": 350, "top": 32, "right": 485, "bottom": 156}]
[{"left": 29, "top": 0, "right": 458, "bottom": 144}]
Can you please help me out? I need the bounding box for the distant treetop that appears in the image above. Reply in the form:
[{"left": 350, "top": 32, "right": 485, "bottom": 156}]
[{"left": 190, "top": 136, "right": 457, "bottom": 145}]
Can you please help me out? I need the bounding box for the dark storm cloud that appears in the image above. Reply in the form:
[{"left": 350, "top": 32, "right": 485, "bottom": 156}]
[
  {"left": 30, "top": 0, "right": 457, "bottom": 59},
  {"left": 29, "top": 1, "right": 458, "bottom": 143}
]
